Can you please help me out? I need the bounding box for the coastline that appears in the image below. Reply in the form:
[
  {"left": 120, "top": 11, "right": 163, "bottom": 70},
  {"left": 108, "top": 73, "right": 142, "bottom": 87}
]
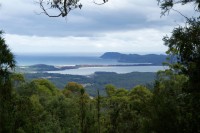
[{"left": 16, "top": 63, "right": 165, "bottom": 72}]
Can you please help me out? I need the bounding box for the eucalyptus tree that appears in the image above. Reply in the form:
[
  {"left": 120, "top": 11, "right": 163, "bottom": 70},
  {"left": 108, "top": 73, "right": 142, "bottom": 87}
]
[
  {"left": 157, "top": 0, "right": 200, "bottom": 132},
  {"left": 0, "top": 31, "right": 16, "bottom": 133},
  {"left": 0, "top": 31, "right": 15, "bottom": 78},
  {"left": 0, "top": 30, "right": 15, "bottom": 103},
  {"left": 158, "top": 0, "right": 200, "bottom": 92}
]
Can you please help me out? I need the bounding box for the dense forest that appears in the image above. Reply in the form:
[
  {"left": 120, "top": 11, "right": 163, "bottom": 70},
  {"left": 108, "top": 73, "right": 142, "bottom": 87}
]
[
  {"left": 1, "top": 0, "right": 200, "bottom": 133},
  {"left": 23, "top": 72, "right": 156, "bottom": 96}
]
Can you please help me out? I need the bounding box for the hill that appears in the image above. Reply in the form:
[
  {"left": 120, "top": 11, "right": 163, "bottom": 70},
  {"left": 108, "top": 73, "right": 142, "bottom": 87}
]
[
  {"left": 24, "top": 72, "right": 156, "bottom": 96},
  {"left": 100, "top": 52, "right": 167, "bottom": 65}
]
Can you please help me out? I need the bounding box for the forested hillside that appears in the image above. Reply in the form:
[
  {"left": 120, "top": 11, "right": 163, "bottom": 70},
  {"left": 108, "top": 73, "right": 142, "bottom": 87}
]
[
  {"left": 24, "top": 72, "right": 156, "bottom": 96},
  {"left": 100, "top": 52, "right": 167, "bottom": 65}
]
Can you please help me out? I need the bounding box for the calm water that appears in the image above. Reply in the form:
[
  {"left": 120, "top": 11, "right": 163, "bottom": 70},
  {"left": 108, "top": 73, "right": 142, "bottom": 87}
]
[
  {"left": 47, "top": 66, "right": 167, "bottom": 75},
  {"left": 16, "top": 55, "right": 120, "bottom": 66},
  {"left": 16, "top": 55, "right": 167, "bottom": 75}
]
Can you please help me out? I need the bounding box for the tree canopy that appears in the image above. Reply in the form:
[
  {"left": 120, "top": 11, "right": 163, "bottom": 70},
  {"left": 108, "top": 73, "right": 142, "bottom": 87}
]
[
  {"left": 0, "top": 31, "right": 15, "bottom": 77},
  {"left": 163, "top": 18, "right": 200, "bottom": 91}
]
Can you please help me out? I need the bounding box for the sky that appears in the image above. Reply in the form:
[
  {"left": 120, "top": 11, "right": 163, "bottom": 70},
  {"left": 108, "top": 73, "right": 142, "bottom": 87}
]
[{"left": 0, "top": 0, "right": 196, "bottom": 55}]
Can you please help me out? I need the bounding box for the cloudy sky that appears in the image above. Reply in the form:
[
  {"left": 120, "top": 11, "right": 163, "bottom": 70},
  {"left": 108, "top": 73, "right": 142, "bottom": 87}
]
[{"left": 0, "top": 0, "right": 195, "bottom": 55}]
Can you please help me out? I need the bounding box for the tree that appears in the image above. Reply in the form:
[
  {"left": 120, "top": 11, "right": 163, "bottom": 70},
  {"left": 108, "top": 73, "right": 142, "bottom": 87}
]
[
  {"left": 163, "top": 18, "right": 200, "bottom": 92},
  {"left": 146, "top": 70, "right": 189, "bottom": 133},
  {"left": 158, "top": 0, "right": 200, "bottom": 15},
  {"left": 38, "top": 0, "right": 108, "bottom": 17},
  {"left": 0, "top": 31, "right": 16, "bottom": 133},
  {"left": 0, "top": 31, "right": 15, "bottom": 78},
  {"left": 11, "top": 73, "right": 25, "bottom": 88},
  {"left": 128, "top": 86, "right": 153, "bottom": 133},
  {"left": 162, "top": 17, "right": 200, "bottom": 133},
  {"left": 157, "top": 1, "right": 200, "bottom": 132}
]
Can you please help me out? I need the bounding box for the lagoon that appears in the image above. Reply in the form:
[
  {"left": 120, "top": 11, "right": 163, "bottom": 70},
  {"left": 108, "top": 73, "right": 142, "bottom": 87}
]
[{"left": 47, "top": 66, "right": 167, "bottom": 75}]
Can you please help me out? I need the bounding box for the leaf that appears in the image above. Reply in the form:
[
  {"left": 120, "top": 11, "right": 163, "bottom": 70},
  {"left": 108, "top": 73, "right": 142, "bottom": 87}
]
[{"left": 79, "top": 4, "right": 82, "bottom": 9}]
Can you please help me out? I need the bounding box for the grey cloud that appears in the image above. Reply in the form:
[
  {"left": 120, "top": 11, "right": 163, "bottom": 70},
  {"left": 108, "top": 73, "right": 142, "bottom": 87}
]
[
  {"left": 0, "top": 0, "right": 173, "bottom": 36},
  {"left": 0, "top": 0, "right": 195, "bottom": 37}
]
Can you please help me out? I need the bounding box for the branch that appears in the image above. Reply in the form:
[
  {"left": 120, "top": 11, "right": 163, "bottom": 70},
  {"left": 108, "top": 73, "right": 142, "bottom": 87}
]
[
  {"left": 37, "top": 0, "right": 108, "bottom": 18},
  {"left": 39, "top": 0, "right": 62, "bottom": 17},
  {"left": 93, "top": 0, "right": 108, "bottom": 5},
  {"left": 171, "top": 8, "right": 190, "bottom": 22},
  {"left": 158, "top": 0, "right": 197, "bottom": 16},
  {"left": 63, "top": 0, "right": 67, "bottom": 16}
]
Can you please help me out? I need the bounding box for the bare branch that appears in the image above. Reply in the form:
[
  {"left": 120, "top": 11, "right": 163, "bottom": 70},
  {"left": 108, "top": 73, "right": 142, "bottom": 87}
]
[
  {"left": 37, "top": 0, "right": 108, "bottom": 18},
  {"left": 39, "top": 0, "right": 63, "bottom": 17},
  {"left": 171, "top": 8, "right": 190, "bottom": 21}
]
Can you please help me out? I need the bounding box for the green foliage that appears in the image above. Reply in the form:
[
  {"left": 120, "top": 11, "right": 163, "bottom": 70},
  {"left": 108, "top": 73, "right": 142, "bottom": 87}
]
[
  {"left": 156, "top": 1, "right": 200, "bottom": 131},
  {"left": 0, "top": 31, "right": 15, "bottom": 76},
  {"left": 102, "top": 85, "right": 153, "bottom": 133},
  {"left": 24, "top": 72, "right": 156, "bottom": 96},
  {"left": 158, "top": 0, "right": 200, "bottom": 15},
  {"left": 10, "top": 73, "right": 25, "bottom": 88},
  {"left": 32, "top": 79, "right": 58, "bottom": 96},
  {"left": 1, "top": 70, "right": 198, "bottom": 133},
  {"left": 146, "top": 70, "right": 188, "bottom": 133},
  {"left": 105, "top": 84, "right": 116, "bottom": 97},
  {"left": 65, "top": 82, "right": 83, "bottom": 93},
  {"left": 0, "top": 31, "right": 16, "bottom": 133},
  {"left": 163, "top": 18, "right": 200, "bottom": 92}
]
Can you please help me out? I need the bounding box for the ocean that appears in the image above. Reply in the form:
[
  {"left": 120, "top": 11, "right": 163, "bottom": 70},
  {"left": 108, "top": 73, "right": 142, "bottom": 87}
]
[{"left": 15, "top": 54, "right": 119, "bottom": 66}]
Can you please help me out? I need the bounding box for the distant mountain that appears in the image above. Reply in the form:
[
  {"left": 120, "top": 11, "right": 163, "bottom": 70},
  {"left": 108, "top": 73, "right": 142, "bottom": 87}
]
[
  {"left": 100, "top": 52, "right": 123, "bottom": 60},
  {"left": 100, "top": 52, "right": 167, "bottom": 65}
]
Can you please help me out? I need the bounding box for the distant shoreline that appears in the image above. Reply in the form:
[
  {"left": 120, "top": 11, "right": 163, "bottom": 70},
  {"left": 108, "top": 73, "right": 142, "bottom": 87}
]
[
  {"left": 17, "top": 63, "right": 166, "bottom": 72},
  {"left": 15, "top": 52, "right": 168, "bottom": 66}
]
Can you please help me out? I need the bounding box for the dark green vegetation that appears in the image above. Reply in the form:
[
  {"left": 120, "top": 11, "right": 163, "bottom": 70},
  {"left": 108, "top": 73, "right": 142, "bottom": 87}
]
[
  {"left": 100, "top": 52, "right": 167, "bottom": 65},
  {"left": 1, "top": 0, "right": 200, "bottom": 132},
  {"left": 1, "top": 28, "right": 200, "bottom": 133},
  {"left": 23, "top": 72, "right": 156, "bottom": 96}
]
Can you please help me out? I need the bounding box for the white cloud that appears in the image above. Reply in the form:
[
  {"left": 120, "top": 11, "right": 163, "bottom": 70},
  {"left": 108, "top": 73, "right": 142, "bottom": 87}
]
[{"left": 5, "top": 27, "right": 168, "bottom": 54}]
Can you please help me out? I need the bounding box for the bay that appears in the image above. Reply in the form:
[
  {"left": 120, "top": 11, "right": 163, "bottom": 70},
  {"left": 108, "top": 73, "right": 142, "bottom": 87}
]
[{"left": 47, "top": 66, "right": 167, "bottom": 75}]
